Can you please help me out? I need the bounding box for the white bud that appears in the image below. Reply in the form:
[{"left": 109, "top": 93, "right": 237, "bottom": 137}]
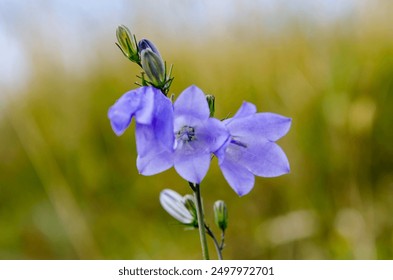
[{"left": 160, "top": 189, "right": 195, "bottom": 225}]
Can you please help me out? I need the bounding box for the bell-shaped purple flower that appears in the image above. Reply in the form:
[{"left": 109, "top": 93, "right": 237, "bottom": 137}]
[
  {"left": 173, "top": 85, "right": 229, "bottom": 184},
  {"left": 108, "top": 86, "right": 174, "bottom": 175},
  {"left": 216, "top": 102, "right": 291, "bottom": 196}
]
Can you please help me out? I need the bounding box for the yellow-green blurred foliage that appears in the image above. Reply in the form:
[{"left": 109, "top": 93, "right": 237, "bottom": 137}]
[{"left": 1, "top": 3, "right": 393, "bottom": 260}]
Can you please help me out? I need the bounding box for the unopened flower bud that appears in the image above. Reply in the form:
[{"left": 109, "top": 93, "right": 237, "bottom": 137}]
[
  {"left": 116, "top": 25, "right": 139, "bottom": 63},
  {"left": 138, "top": 39, "right": 161, "bottom": 56},
  {"left": 140, "top": 48, "right": 165, "bottom": 87},
  {"left": 160, "top": 189, "right": 197, "bottom": 226},
  {"left": 214, "top": 200, "right": 228, "bottom": 232},
  {"left": 206, "top": 95, "right": 215, "bottom": 117}
]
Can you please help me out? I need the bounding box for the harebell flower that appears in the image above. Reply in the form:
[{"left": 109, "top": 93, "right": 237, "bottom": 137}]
[{"left": 108, "top": 25, "right": 291, "bottom": 259}]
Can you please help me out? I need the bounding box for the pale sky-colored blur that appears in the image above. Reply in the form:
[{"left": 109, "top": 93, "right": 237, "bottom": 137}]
[{"left": 0, "top": 0, "right": 375, "bottom": 96}]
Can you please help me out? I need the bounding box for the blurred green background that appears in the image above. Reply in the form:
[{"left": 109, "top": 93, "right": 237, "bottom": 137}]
[{"left": 1, "top": 0, "right": 393, "bottom": 259}]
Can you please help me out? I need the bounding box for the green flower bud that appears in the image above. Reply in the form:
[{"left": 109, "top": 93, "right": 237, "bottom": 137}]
[
  {"left": 116, "top": 25, "right": 139, "bottom": 63},
  {"left": 206, "top": 95, "right": 215, "bottom": 117},
  {"left": 214, "top": 200, "right": 228, "bottom": 232},
  {"left": 140, "top": 48, "right": 166, "bottom": 87}
]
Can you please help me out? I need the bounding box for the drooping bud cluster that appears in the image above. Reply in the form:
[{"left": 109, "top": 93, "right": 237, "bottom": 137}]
[{"left": 115, "top": 26, "right": 173, "bottom": 95}]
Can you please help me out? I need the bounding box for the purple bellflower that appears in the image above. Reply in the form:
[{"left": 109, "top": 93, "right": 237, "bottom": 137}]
[
  {"left": 173, "top": 86, "right": 229, "bottom": 184},
  {"left": 216, "top": 102, "right": 291, "bottom": 196},
  {"left": 108, "top": 86, "right": 174, "bottom": 175}
]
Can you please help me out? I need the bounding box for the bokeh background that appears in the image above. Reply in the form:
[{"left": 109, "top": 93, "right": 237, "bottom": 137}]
[{"left": 1, "top": 0, "right": 392, "bottom": 259}]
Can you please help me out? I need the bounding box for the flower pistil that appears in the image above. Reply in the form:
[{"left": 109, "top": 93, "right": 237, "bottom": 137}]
[{"left": 176, "top": 126, "right": 196, "bottom": 143}]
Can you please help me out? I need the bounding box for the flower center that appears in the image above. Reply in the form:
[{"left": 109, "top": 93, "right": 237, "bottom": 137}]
[{"left": 176, "top": 126, "right": 196, "bottom": 143}]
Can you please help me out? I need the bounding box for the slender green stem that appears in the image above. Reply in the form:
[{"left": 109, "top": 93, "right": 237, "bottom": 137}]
[
  {"left": 220, "top": 231, "right": 225, "bottom": 251},
  {"left": 205, "top": 224, "right": 223, "bottom": 260},
  {"left": 190, "top": 182, "right": 210, "bottom": 260}
]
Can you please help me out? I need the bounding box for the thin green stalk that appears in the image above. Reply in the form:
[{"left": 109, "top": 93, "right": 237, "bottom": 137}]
[
  {"left": 190, "top": 183, "right": 210, "bottom": 260},
  {"left": 205, "top": 225, "right": 223, "bottom": 260}
]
